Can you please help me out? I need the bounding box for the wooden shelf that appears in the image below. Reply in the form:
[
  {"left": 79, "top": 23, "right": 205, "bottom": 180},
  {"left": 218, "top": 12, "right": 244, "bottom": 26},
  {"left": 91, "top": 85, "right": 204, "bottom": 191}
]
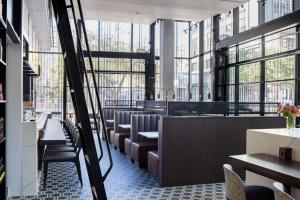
[{"left": 6, "top": 20, "right": 20, "bottom": 44}]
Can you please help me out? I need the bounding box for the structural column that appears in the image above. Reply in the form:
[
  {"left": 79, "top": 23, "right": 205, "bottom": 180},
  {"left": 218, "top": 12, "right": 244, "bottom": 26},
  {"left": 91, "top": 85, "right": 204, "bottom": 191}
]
[
  {"left": 6, "top": 41, "right": 23, "bottom": 196},
  {"left": 159, "top": 19, "right": 175, "bottom": 99}
]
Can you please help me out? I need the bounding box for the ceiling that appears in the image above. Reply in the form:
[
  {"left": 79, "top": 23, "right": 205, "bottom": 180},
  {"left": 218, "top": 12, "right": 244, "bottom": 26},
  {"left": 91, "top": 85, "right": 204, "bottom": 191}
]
[
  {"left": 25, "top": 0, "right": 51, "bottom": 51},
  {"left": 81, "top": 0, "right": 248, "bottom": 24}
]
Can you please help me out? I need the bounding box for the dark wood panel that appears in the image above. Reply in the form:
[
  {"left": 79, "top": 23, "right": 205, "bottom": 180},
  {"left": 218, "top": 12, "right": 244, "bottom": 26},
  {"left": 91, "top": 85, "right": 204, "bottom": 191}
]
[
  {"left": 159, "top": 116, "right": 285, "bottom": 187},
  {"left": 229, "top": 153, "right": 300, "bottom": 188}
]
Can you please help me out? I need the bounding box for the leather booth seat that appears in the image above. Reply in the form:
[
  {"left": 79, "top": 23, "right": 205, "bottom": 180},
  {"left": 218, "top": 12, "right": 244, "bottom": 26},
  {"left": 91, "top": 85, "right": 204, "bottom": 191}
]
[
  {"left": 112, "top": 111, "right": 145, "bottom": 152},
  {"left": 109, "top": 130, "right": 115, "bottom": 144},
  {"left": 124, "top": 138, "right": 132, "bottom": 156},
  {"left": 113, "top": 132, "right": 130, "bottom": 153},
  {"left": 127, "top": 114, "right": 160, "bottom": 167},
  {"left": 104, "top": 127, "right": 113, "bottom": 143},
  {"left": 131, "top": 141, "right": 158, "bottom": 167},
  {"left": 148, "top": 150, "right": 159, "bottom": 176}
]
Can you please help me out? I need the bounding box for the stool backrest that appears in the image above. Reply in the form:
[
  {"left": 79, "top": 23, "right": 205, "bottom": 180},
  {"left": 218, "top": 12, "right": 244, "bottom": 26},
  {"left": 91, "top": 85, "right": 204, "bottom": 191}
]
[
  {"left": 74, "top": 128, "right": 82, "bottom": 155},
  {"left": 131, "top": 114, "right": 160, "bottom": 142},
  {"left": 273, "top": 182, "right": 295, "bottom": 200},
  {"left": 223, "top": 164, "right": 247, "bottom": 200}
]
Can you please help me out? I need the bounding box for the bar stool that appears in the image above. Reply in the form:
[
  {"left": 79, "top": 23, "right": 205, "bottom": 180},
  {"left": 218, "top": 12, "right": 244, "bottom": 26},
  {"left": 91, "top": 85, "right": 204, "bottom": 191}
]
[
  {"left": 273, "top": 182, "right": 295, "bottom": 200},
  {"left": 223, "top": 164, "right": 274, "bottom": 200}
]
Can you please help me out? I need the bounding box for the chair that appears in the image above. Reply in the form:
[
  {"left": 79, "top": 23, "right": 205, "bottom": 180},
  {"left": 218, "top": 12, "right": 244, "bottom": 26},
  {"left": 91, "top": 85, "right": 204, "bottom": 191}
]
[
  {"left": 223, "top": 164, "right": 274, "bottom": 200},
  {"left": 273, "top": 182, "right": 295, "bottom": 200},
  {"left": 43, "top": 128, "right": 83, "bottom": 189}
]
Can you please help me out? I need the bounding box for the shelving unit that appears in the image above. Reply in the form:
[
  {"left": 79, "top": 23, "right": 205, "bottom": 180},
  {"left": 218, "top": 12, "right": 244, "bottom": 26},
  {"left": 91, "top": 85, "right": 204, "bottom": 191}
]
[{"left": 0, "top": 0, "right": 22, "bottom": 198}]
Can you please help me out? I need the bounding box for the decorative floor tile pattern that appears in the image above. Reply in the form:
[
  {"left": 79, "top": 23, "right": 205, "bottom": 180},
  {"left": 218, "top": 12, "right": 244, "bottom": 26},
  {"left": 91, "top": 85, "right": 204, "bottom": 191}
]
[{"left": 9, "top": 139, "right": 226, "bottom": 200}]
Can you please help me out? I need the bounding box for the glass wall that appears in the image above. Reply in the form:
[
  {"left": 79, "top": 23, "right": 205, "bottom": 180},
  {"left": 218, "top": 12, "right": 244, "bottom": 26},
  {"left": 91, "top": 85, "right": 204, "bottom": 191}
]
[
  {"left": 84, "top": 20, "right": 148, "bottom": 107},
  {"left": 265, "top": 0, "right": 293, "bottom": 22},
  {"left": 31, "top": 20, "right": 149, "bottom": 116},
  {"left": 174, "top": 21, "right": 190, "bottom": 101},
  {"left": 239, "top": 0, "right": 258, "bottom": 32},
  {"left": 29, "top": 52, "right": 64, "bottom": 115},
  {"left": 219, "top": 11, "right": 233, "bottom": 40}
]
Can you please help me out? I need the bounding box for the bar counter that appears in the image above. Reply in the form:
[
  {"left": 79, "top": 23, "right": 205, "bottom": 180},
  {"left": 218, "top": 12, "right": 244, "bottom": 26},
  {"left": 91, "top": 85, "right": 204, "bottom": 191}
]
[{"left": 246, "top": 128, "right": 300, "bottom": 197}]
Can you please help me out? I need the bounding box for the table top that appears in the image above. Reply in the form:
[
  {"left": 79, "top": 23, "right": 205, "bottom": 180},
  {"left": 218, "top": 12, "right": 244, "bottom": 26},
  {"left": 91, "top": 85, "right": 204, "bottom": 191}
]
[
  {"left": 106, "top": 119, "right": 114, "bottom": 123},
  {"left": 118, "top": 124, "right": 131, "bottom": 129},
  {"left": 248, "top": 128, "right": 300, "bottom": 139},
  {"left": 40, "top": 119, "right": 66, "bottom": 145},
  {"left": 36, "top": 113, "right": 48, "bottom": 131},
  {"left": 229, "top": 153, "right": 300, "bottom": 188},
  {"left": 138, "top": 131, "right": 159, "bottom": 139}
]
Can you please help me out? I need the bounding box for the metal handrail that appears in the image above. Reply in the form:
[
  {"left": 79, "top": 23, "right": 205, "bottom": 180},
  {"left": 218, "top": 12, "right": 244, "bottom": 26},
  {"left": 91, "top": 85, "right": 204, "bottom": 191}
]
[
  {"left": 74, "top": 0, "right": 113, "bottom": 180},
  {"left": 68, "top": 0, "right": 104, "bottom": 162}
]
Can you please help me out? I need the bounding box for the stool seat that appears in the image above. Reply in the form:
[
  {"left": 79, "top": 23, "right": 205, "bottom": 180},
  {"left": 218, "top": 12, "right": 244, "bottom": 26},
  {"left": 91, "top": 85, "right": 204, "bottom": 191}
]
[{"left": 245, "top": 185, "right": 274, "bottom": 200}]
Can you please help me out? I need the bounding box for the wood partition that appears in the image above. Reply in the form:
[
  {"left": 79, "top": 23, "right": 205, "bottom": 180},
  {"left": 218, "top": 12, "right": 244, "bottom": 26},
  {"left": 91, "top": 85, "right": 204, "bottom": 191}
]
[{"left": 158, "top": 116, "right": 285, "bottom": 187}]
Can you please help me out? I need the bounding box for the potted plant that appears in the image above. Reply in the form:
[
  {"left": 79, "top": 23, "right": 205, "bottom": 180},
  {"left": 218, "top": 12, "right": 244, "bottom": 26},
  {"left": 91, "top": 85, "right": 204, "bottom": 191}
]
[{"left": 277, "top": 103, "right": 300, "bottom": 129}]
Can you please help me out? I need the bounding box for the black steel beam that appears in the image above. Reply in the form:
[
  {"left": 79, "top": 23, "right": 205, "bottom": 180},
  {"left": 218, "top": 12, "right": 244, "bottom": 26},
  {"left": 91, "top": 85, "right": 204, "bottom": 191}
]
[
  {"left": 217, "top": 48, "right": 300, "bottom": 69},
  {"left": 145, "top": 22, "right": 156, "bottom": 100},
  {"left": 260, "top": 36, "right": 266, "bottom": 115},
  {"left": 213, "top": 14, "right": 220, "bottom": 101},
  {"left": 295, "top": 25, "right": 300, "bottom": 105},
  {"left": 216, "top": 9, "right": 300, "bottom": 49},
  {"left": 233, "top": 7, "right": 239, "bottom": 35},
  {"left": 83, "top": 50, "right": 150, "bottom": 60},
  {"left": 199, "top": 21, "right": 204, "bottom": 101}
]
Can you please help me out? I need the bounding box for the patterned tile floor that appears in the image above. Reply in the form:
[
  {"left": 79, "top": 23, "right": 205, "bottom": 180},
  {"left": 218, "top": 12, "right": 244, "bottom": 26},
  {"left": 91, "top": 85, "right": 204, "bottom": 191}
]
[{"left": 9, "top": 139, "right": 226, "bottom": 200}]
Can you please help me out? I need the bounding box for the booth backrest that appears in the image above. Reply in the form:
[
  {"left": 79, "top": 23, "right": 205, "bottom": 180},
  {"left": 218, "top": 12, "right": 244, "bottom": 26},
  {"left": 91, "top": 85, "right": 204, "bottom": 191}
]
[
  {"left": 114, "top": 111, "right": 145, "bottom": 133},
  {"left": 102, "top": 108, "right": 130, "bottom": 127},
  {"left": 131, "top": 114, "right": 160, "bottom": 142}
]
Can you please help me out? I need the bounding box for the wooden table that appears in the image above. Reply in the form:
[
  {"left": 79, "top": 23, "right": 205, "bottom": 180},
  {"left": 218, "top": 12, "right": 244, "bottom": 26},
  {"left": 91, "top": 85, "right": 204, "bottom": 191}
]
[
  {"left": 118, "top": 124, "right": 131, "bottom": 129},
  {"left": 40, "top": 119, "right": 66, "bottom": 145},
  {"left": 138, "top": 131, "right": 159, "bottom": 139},
  {"left": 229, "top": 153, "right": 300, "bottom": 189}
]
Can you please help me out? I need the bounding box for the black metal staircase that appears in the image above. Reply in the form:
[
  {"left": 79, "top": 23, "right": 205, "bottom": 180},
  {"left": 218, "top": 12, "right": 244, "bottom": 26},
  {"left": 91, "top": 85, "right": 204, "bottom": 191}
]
[{"left": 51, "top": 0, "right": 113, "bottom": 199}]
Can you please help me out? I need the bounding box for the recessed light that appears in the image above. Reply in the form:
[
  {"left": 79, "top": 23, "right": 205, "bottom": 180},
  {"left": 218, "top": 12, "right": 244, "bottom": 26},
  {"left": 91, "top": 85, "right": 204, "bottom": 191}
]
[{"left": 136, "top": 12, "right": 140, "bottom": 15}]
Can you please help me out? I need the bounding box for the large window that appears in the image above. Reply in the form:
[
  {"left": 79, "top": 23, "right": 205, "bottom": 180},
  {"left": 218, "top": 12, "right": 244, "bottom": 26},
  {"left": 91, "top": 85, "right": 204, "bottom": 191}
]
[
  {"left": 239, "top": 0, "right": 258, "bottom": 32},
  {"left": 99, "top": 21, "right": 131, "bottom": 52},
  {"left": 31, "top": 20, "right": 149, "bottom": 115},
  {"left": 265, "top": 0, "right": 293, "bottom": 22},
  {"left": 239, "top": 63, "right": 261, "bottom": 102},
  {"left": 239, "top": 39, "right": 262, "bottom": 61},
  {"left": 219, "top": 11, "right": 233, "bottom": 40},
  {"left": 174, "top": 21, "right": 190, "bottom": 101},
  {"left": 265, "top": 56, "right": 295, "bottom": 103},
  {"left": 265, "top": 28, "right": 296, "bottom": 56},
  {"left": 30, "top": 52, "right": 64, "bottom": 114}
]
